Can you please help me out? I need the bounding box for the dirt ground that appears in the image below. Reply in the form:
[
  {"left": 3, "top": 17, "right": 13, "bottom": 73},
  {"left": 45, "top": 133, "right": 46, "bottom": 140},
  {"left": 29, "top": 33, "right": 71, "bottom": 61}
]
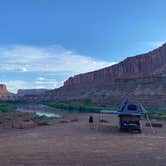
[{"left": 0, "top": 113, "right": 166, "bottom": 166}]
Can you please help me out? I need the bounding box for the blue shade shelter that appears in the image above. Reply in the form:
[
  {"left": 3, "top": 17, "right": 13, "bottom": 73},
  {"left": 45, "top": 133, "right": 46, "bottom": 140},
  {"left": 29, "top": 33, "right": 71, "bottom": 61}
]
[{"left": 100, "top": 99, "right": 146, "bottom": 115}]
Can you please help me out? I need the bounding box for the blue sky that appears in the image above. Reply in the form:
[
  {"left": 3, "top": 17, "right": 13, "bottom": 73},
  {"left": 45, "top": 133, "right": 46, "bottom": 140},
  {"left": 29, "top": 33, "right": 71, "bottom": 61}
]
[{"left": 0, "top": 0, "right": 166, "bottom": 93}]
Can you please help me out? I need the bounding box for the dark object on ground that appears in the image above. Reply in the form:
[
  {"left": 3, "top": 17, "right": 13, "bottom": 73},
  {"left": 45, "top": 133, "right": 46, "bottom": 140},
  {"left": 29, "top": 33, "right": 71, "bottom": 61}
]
[
  {"left": 89, "top": 116, "right": 93, "bottom": 123},
  {"left": 70, "top": 119, "right": 79, "bottom": 122},
  {"left": 146, "top": 122, "right": 163, "bottom": 128},
  {"left": 24, "top": 119, "right": 30, "bottom": 122},
  {"left": 99, "top": 119, "right": 109, "bottom": 123},
  {"left": 37, "top": 121, "right": 50, "bottom": 126},
  {"left": 59, "top": 120, "right": 69, "bottom": 123}
]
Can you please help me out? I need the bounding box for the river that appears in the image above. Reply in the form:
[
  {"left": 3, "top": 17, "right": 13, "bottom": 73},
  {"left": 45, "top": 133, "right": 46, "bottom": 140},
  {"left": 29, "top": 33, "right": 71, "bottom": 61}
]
[{"left": 16, "top": 104, "right": 62, "bottom": 118}]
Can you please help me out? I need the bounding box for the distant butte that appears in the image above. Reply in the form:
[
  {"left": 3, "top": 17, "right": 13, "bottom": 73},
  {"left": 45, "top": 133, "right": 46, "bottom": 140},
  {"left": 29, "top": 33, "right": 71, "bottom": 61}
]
[{"left": 0, "top": 84, "right": 15, "bottom": 100}]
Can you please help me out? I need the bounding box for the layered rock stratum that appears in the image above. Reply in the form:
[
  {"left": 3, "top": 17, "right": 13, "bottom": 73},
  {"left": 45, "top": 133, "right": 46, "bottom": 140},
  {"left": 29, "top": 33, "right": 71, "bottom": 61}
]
[{"left": 64, "top": 43, "right": 166, "bottom": 86}]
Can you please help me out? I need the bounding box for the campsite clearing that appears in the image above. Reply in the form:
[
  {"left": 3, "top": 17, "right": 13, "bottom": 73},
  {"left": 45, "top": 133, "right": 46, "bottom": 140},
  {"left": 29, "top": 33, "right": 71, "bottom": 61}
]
[{"left": 0, "top": 113, "right": 165, "bottom": 166}]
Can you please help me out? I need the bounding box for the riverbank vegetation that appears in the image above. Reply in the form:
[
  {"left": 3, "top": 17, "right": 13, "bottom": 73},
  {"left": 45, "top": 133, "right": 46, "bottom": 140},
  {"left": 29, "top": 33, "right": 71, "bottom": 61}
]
[
  {"left": 46, "top": 101, "right": 117, "bottom": 113},
  {"left": 0, "top": 102, "right": 16, "bottom": 112},
  {"left": 0, "top": 101, "right": 166, "bottom": 120},
  {"left": 46, "top": 101, "right": 166, "bottom": 120},
  {"left": 148, "top": 110, "right": 166, "bottom": 120}
]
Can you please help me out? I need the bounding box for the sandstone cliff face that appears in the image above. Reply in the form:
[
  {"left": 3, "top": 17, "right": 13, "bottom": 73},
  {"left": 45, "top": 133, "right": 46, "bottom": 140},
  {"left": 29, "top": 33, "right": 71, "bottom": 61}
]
[
  {"left": 0, "top": 84, "right": 15, "bottom": 100},
  {"left": 64, "top": 43, "right": 166, "bottom": 87},
  {"left": 0, "top": 84, "right": 8, "bottom": 95}
]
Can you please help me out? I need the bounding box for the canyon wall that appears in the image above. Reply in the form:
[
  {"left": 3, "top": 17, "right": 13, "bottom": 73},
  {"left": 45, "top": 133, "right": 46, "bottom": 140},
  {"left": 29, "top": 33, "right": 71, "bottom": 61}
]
[{"left": 64, "top": 43, "right": 166, "bottom": 87}]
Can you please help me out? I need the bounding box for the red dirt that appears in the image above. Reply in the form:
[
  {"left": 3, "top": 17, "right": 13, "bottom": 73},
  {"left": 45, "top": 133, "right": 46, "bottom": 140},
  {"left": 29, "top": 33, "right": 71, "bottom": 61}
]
[{"left": 0, "top": 113, "right": 165, "bottom": 166}]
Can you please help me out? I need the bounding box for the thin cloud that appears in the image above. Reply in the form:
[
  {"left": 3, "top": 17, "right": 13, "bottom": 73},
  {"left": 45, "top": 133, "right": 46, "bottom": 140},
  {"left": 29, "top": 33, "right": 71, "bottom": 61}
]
[
  {"left": 36, "top": 77, "right": 45, "bottom": 81},
  {"left": 35, "top": 77, "right": 58, "bottom": 88},
  {"left": 145, "top": 41, "right": 165, "bottom": 48},
  {"left": 2, "top": 79, "right": 58, "bottom": 93},
  {"left": 16, "top": 67, "right": 28, "bottom": 72},
  {"left": 2, "top": 80, "right": 31, "bottom": 93},
  {"left": 0, "top": 45, "right": 116, "bottom": 74},
  {"left": 0, "top": 45, "right": 116, "bottom": 92}
]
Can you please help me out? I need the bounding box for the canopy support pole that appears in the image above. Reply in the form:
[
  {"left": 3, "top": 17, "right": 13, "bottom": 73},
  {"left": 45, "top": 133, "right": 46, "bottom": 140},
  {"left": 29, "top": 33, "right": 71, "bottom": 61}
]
[{"left": 140, "top": 104, "right": 155, "bottom": 134}]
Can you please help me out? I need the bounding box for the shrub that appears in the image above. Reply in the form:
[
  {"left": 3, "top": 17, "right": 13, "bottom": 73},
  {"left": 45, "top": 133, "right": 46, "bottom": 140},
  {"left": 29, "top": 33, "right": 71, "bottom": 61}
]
[{"left": 46, "top": 101, "right": 117, "bottom": 113}]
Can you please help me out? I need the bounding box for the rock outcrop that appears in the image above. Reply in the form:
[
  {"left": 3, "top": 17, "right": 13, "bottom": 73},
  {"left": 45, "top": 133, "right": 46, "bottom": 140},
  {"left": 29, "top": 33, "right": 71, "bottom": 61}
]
[
  {"left": 0, "top": 84, "right": 8, "bottom": 95},
  {"left": 0, "top": 84, "right": 15, "bottom": 100},
  {"left": 64, "top": 43, "right": 166, "bottom": 87}
]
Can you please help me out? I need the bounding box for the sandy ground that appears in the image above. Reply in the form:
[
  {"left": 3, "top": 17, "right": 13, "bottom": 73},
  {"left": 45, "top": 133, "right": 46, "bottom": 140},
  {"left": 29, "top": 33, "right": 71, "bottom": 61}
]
[{"left": 0, "top": 113, "right": 166, "bottom": 166}]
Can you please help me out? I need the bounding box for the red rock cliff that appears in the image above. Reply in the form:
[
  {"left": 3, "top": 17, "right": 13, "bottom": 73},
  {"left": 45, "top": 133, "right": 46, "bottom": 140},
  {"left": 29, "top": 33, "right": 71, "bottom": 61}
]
[
  {"left": 0, "top": 84, "right": 15, "bottom": 100},
  {"left": 64, "top": 43, "right": 166, "bottom": 87},
  {"left": 0, "top": 84, "right": 8, "bottom": 95}
]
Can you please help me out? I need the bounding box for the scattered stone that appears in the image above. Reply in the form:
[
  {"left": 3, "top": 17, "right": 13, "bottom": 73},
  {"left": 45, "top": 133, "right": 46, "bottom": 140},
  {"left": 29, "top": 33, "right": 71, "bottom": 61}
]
[
  {"left": 99, "top": 119, "right": 109, "bottom": 123},
  {"left": 23, "top": 119, "right": 30, "bottom": 122},
  {"left": 59, "top": 120, "right": 69, "bottom": 123},
  {"left": 146, "top": 122, "right": 163, "bottom": 128},
  {"left": 37, "top": 121, "right": 50, "bottom": 126},
  {"left": 14, "top": 120, "right": 37, "bottom": 129},
  {"left": 70, "top": 118, "right": 79, "bottom": 122}
]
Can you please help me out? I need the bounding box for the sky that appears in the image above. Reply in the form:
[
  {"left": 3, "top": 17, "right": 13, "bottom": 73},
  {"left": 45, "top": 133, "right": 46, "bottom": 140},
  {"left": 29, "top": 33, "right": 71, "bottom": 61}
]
[{"left": 0, "top": 0, "right": 166, "bottom": 93}]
